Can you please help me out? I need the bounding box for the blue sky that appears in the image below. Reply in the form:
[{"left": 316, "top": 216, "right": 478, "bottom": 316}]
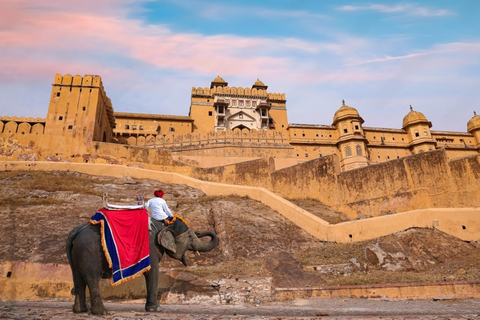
[{"left": 0, "top": 0, "right": 479, "bottom": 131}]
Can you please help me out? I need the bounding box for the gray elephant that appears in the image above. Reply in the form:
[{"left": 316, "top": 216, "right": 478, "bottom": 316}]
[{"left": 66, "top": 217, "right": 218, "bottom": 315}]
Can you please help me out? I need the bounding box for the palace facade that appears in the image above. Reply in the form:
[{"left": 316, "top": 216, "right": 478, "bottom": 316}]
[{"left": 1, "top": 73, "right": 480, "bottom": 172}]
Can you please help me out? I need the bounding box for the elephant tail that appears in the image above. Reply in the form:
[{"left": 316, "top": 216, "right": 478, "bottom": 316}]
[{"left": 65, "top": 223, "right": 90, "bottom": 295}]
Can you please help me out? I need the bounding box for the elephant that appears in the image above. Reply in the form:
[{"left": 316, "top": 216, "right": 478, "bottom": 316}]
[{"left": 66, "top": 216, "right": 218, "bottom": 315}]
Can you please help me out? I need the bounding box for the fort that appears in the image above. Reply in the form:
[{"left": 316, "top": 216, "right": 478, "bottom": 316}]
[
  {"left": 2, "top": 73, "right": 480, "bottom": 304},
  {"left": 2, "top": 73, "right": 480, "bottom": 220}
]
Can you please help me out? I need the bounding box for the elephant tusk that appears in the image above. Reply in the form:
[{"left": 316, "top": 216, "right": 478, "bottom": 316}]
[{"left": 195, "top": 251, "right": 200, "bottom": 256}]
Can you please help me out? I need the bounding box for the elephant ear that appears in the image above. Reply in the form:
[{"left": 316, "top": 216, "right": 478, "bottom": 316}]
[{"left": 158, "top": 228, "right": 176, "bottom": 253}]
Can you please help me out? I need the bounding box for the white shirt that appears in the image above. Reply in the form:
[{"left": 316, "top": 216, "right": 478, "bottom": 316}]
[{"left": 144, "top": 197, "right": 173, "bottom": 221}]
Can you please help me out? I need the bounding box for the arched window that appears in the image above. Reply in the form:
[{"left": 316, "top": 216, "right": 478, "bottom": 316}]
[
  {"left": 356, "top": 145, "right": 362, "bottom": 156},
  {"left": 345, "top": 146, "right": 352, "bottom": 157}
]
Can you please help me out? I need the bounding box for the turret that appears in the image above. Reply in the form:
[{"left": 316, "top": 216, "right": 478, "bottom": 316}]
[
  {"left": 467, "top": 111, "right": 480, "bottom": 149},
  {"left": 333, "top": 100, "right": 369, "bottom": 171},
  {"left": 402, "top": 106, "right": 436, "bottom": 154}
]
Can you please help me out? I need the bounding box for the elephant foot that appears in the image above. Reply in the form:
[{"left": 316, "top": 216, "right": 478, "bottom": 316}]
[
  {"left": 145, "top": 302, "right": 161, "bottom": 312},
  {"left": 72, "top": 304, "right": 88, "bottom": 313},
  {"left": 90, "top": 305, "right": 108, "bottom": 315}
]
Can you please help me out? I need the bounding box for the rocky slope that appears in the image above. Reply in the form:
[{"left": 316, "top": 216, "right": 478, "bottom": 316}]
[{"left": 1, "top": 170, "right": 479, "bottom": 289}]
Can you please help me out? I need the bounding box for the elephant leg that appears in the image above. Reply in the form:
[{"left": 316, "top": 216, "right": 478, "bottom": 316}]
[
  {"left": 72, "top": 270, "right": 88, "bottom": 313},
  {"left": 85, "top": 276, "right": 108, "bottom": 315},
  {"left": 143, "top": 269, "right": 161, "bottom": 312}
]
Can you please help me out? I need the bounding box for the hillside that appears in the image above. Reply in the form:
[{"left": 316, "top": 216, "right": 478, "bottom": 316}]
[{"left": 1, "top": 170, "right": 480, "bottom": 289}]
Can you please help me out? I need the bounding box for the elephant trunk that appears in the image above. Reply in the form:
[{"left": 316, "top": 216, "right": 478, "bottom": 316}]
[{"left": 189, "top": 230, "right": 218, "bottom": 252}]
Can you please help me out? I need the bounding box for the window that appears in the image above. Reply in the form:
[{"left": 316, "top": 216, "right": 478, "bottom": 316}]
[
  {"left": 415, "top": 132, "right": 420, "bottom": 137},
  {"left": 59, "top": 116, "right": 63, "bottom": 120},
  {"left": 356, "top": 145, "right": 362, "bottom": 156},
  {"left": 208, "top": 111, "right": 213, "bottom": 116},
  {"left": 355, "top": 125, "right": 359, "bottom": 130},
  {"left": 132, "top": 125, "right": 137, "bottom": 130},
  {"left": 68, "top": 125, "right": 73, "bottom": 130},
  {"left": 305, "top": 153, "right": 308, "bottom": 157},
  {"left": 125, "top": 125, "right": 129, "bottom": 129},
  {"left": 239, "top": 114, "right": 243, "bottom": 119},
  {"left": 345, "top": 146, "right": 352, "bottom": 157},
  {"left": 316, "top": 134, "right": 319, "bottom": 137},
  {"left": 424, "top": 131, "right": 428, "bottom": 136},
  {"left": 139, "top": 125, "right": 144, "bottom": 130},
  {"left": 302, "top": 133, "right": 305, "bottom": 137},
  {"left": 82, "top": 106, "right": 86, "bottom": 111},
  {"left": 218, "top": 106, "right": 224, "bottom": 114},
  {"left": 239, "top": 100, "right": 244, "bottom": 107},
  {"left": 252, "top": 101, "right": 257, "bottom": 108},
  {"left": 246, "top": 100, "right": 251, "bottom": 107},
  {"left": 169, "top": 127, "right": 175, "bottom": 132},
  {"left": 343, "top": 128, "right": 348, "bottom": 133},
  {"left": 56, "top": 92, "right": 60, "bottom": 97}
]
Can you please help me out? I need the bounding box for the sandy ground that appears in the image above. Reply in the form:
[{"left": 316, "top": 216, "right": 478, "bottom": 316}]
[{"left": 1, "top": 298, "right": 480, "bottom": 319}]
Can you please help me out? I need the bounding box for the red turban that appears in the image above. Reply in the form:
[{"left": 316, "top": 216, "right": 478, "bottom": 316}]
[{"left": 154, "top": 190, "right": 164, "bottom": 198}]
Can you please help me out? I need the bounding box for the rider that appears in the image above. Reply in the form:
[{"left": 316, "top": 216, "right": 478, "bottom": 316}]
[{"left": 144, "top": 189, "right": 174, "bottom": 224}]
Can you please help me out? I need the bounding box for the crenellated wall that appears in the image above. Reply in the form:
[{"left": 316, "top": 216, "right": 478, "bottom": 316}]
[
  {"left": 192, "top": 86, "right": 286, "bottom": 101},
  {"left": 0, "top": 116, "right": 46, "bottom": 135},
  {"left": 115, "top": 127, "right": 288, "bottom": 146}
]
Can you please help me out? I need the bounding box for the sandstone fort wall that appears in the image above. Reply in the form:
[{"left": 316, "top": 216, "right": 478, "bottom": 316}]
[
  {"left": 1, "top": 160, "right": 479, "bottom": 245},
  {"left": 2, "top": 123, "right": 480, "bottom": 219}
]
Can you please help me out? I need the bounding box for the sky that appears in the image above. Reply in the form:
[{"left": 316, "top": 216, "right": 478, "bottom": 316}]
[{"left": 0, "top": 0, "right": 479, "bottom": 132}]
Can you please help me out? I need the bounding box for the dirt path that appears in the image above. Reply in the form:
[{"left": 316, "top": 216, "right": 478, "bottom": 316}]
[{"left": 2, "top": 298, "right": 480, "bottom": 319}]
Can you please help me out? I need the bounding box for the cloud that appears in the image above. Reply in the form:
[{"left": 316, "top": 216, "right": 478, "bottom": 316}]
[{"left": 337, "top": 4, "right": 454, "bottom": 17}]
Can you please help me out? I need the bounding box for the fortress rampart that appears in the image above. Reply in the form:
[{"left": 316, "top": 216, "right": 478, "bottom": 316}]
[{"left": 1, "top": 160, "right": 479, "bottom": 244}]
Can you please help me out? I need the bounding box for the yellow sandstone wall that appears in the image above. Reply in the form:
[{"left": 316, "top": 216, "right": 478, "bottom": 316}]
[{"left": 1, "top": 160, "right": 480, "bottom": 244}]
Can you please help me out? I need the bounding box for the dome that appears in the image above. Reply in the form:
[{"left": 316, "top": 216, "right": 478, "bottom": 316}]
[
  {"left": 213, "top": 75, "right": 226, "bottom": 83},
  {"left": 333, "top": 100, "right": 363, "bottom": 125},
  {"left": 467, "top": 111, "right": 480, "bottom": 132},
  {"left": 210, "top": 75, "right": 228, "bottom": 89},
  {"left": 254, "top": 79, "right": 265, "bottom": 86},
  {"left": 252, "top": 78, "right": 268, "bottom": 90},
  {"left": 402, "top": 106, "right": 430, "bottom": 128}
]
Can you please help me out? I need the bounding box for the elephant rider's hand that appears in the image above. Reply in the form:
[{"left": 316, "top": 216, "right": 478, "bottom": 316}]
[{"left": 167, "top": 216, "right": 174, "bottom": 222}]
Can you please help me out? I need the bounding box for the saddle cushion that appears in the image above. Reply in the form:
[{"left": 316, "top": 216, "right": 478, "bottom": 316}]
[{"left": 90, "top": 208, "right": 151, "bottom": 285}]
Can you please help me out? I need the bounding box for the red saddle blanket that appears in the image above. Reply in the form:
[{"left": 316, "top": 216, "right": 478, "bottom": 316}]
[{"left": 90, "top": 208, "right": 150, "bottom": 285}]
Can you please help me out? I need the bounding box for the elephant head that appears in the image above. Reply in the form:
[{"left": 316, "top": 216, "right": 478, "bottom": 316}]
[{"left": 156, "top": 218, "right": 218, "bottom": 266}]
